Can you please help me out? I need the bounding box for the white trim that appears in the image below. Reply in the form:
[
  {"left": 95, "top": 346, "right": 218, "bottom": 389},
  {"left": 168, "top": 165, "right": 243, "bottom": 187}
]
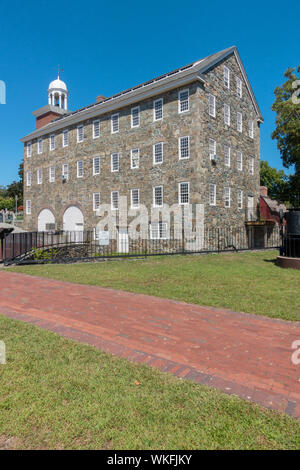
[
  {"left": 62, "top": 129, "right": 69, "bottom": 147},
  {"left": 93, "top": 156, "right": 100, "bottom": 175},
  {"left": 237, "top": 189, "right": 243, "bottom": 209},
  {"left": 37, "top": 168, "right": 42, "bottom": 185},
  {"left": 111, "top": 190, "right": 119, "bottom": 210},
  {"left": 130, "top": 188, "right": 140, "bottom": 209},
  {"left": 25, "top": 200, "right": 31, "bottom": 215},
  {"left": 208, "top": 93, "right": 216, "bottom": 118},
  {"left": 224, "top": 144, "right": 231, "bottom": 167},
  {"left": 178, "top": 181, "right": 190, "bottom": 205},
  {"left": 131, "top": 106, "right": 140, "bottom": 128},
  {"left": 249, "top": 155, "right": 254, "bottom": 175},
  {"left": 49, "top": 166, "right": 55, "bottom": 183},
  {"left": 37, "top": 138, "right": 43, "bottom": 154},
  {"left": 224, "top": 104, "right": 230, "bottom": 126},
  {"left": 153, "top": 185, "right": 163, "bottom": 207},
  {"left": 130, "top": 148, "right": 139, "bottom": 169},
  {"left": 224, "top": 65, "right": 230, "bottom": 89},
  {"left": 209, "top": 183, "right": 216, "bottom": 206},
  {"left": 62, "top": 163, "right": 69, "bottom": 180},
  {"left": 26, "top": 171, "right": 31, "bottom": 187},
  {"left": 153, "top": 98, "right": 163, "bottom": 121},
  {"left": 93, "top": 120, "right": 100, "bottom": 139},
  {"left": 153, "top": 142, "right": 163, "bottom": 165},
  {"left": 93, "top": 192, "right": 100, "bottom": 211},
  {"left": 77, "top": 160, "right": 84, "bottom": 178},
  {"left": 237, "top": 150, "right": 243, "bottom": 171},
  {"left": 26, "top": 142, "right": 32, "bottom": 157},
  {"left": 249, "top": 120, "right": 254, "bottom": 139},
  {"left": 224, "top": 187, "right": 231, "bottom": 208},
  {"left": 178, "top": 89, "right": 189, "bottom": 113},
  {"left": 77, "top": 125, "right": 84, "bottom": 143},
  {"left": 111, "top": 152, "right": 119, "bottom": 172},
  {"left": 49, "top": 134, "right": 55, "bottom": 151},
  {"left": 111, "top": 113, "right": 119, "bottom": 134},
  {"left": 236, "top": 76, "right": 242, "bottom": 98},
  {"left": 209, "top": 138, "right": 216, "bottom": 160},
  {"left": 237, "top": 112, "right": 242, "bottom": 133},
  {"left": 150, "top": 221, "right": 168, "bottom": 240},
  {"left": 179, "top": 136, "right": 190, "bottom": 160}
]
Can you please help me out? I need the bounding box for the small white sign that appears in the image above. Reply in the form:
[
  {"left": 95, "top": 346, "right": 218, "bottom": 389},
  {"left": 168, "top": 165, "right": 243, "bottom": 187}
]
[{"left": 98, "top": 231, "right": 110, "bottom": 246}]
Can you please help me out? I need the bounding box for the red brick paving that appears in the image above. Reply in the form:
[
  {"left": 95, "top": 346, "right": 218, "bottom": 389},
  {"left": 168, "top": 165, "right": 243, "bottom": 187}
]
[{"left": 0, "top": 270, "right": 299, "bottom": 418}]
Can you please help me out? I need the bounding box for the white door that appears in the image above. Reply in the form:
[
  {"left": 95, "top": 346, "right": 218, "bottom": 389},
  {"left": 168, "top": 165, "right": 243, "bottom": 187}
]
[
  {"left": 63, "top": 206, "right": 84, "bottom": 241},
  {"left": 118, "top": 228, "right": 129, "bottom": 253},
  {"left": 247, "top": 196, "right": 254, "bottom": 221},
  {"left": 38, "top": 209, "right": 55, "bottom": 232}
]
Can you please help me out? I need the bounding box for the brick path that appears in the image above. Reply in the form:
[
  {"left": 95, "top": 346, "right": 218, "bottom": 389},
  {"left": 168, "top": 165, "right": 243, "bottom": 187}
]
[{"left": 0, "top": 271, "right": 299, "bottom": 418}]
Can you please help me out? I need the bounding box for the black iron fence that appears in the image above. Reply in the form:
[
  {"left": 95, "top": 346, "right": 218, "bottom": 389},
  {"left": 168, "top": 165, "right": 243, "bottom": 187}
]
[{"left": 2, "top": 225, "right": 281, "bottom": 265}]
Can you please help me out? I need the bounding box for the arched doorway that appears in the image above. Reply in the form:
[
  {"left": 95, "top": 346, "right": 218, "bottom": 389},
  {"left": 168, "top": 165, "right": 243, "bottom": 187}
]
[
  {"left": 38, "top": 209, "right": 55, "bottom": 232},
  {"left": 63, "top": 206, "right": 84, "bottom": 241}
]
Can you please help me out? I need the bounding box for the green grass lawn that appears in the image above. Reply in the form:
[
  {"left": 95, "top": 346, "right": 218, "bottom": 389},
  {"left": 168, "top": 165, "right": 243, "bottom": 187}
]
[
  {"left": 0, "top": 314, "right": 299, "bottom": 450},
  {"left": 8, "top": 250, "right": 300, "bottom": 322}
]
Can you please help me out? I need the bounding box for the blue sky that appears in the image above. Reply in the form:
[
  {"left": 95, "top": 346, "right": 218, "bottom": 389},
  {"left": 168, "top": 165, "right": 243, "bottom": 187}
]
[{"left": 0, "top": 0, "right": 299, "bottom": 186}]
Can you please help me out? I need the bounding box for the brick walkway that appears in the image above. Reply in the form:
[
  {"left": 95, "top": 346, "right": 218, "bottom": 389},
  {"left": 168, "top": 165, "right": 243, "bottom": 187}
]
[{"left": 0, "top": 271, "right": 299, "bottom": 418}]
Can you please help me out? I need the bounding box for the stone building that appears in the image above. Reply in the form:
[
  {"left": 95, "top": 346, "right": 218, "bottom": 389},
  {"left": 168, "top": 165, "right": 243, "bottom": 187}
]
[{"left": 21, "top": 46, "right": 263, "bottom": 240}]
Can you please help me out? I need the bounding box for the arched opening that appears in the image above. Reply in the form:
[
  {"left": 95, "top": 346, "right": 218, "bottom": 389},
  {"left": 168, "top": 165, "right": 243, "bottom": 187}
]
[
  {"left": 63, "top": 206, "right": 84, "bottom": 241},
  {"left": 38, "top": 209, "right": 56, "bottom": 232}
]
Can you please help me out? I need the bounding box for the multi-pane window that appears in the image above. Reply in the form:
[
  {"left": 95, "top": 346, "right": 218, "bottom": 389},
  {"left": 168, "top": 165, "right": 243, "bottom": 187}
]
[
  {"left": 49, "top": 166, "right": 55, "bottom": 183},
  {"left": 224, "top": 144, "right": 231, "bottom": 167},
  {"left": 77, "top": 125, "right": 84, "bottom": 142},
  {"left": 153, "top": 142, "right": 163, "bottom": 164},
  {"left": 224, "top": 66, "right": 230, "bottom": 88},
  {"left": 93, "top": 120, "right": 100, "bottom": 139},
  {"left": 209, "top": 138, "right": 216, "bottom": 160},
  {"left": 208, "top": 94, "right": 216, "bottom": 117},
  {"left": 236, "top": 77, "right": 242, "bottom": 97},
  {"left": 209, "top": 183, "right": 216, "bottom": 206},
  {"left": 179, "top": 136, "right": 190, "bottom": 159},
  {"left": 93, "top": 156, "right": 100, "bottom": 175},
  {"left": 63, "top": 129, "right": 68, "bottom": 147},
  {"left": 37, "top": 139, "right": 43, "bottom": 154},
  {"left": 111, "top": 191, "right": 119, "bottom": 210},
  {"left": 131, "top": 148, "right": 139, "bottom": 169},
  {"left": 237, "top": 112, "right": 242, "bottom": 132},
  {"left": 224, "top": 104, "right": 230, "bottom": 126},
  {"left": 224, "top": 187, "right": 231, "bottom": 208},
  {"left": 77, "top": 160, "right": 83, "bottom": 177},
  {"left": 93, "top": 192, "right": 100, "bottom": 211},
  {"left": 178, "top": 89, "right": 189, "bottom": 113},
  {"left": 237, "top": 189, "right": 243, "bottom": 209},
  {"left": 50, "top": 134, "right": 55, "bottom": 151},
  {"left": 62, "top": 163, "right": 69, "bottom": 180},
  {"left": 37, "top": 168, "right": 42, "bottom": 185},
  {"left": 249, "top": 156, "right": 254, "bottom": 175},
  {"left": 26, "top": 171, "right": 31, "bottom": 187},
  {"left": 179, "top": 182, "right": 189, "bottom": 204},
  {"left": 111, "top": 113, "right": 119, "bottom": 133},
  {"left": 26, "top": 142, "right": 32, "bottom": 157},
  {"left": 26, "top": 200, "right": 31, "bottom": 215},
  {"left": 153, "top": 98, "right": 163, "bottom": 121},
  {"left": 111, "top": 153, "right": 119, "bottom": 172},
  {"left": 249, "top": 120, "right": 254, "bottom": 139},
  {"left": 237, "top": 151, "right": 243, "bottom": 171},
  {"left": 131, "top": 106, "right": 140, "bottom": 128},
  {"left": 153, "top": 185, "right": 163, "bottom": 207},
  {"left": 150, "top": 222, "right": 167, "bottom": 240},
  {"left": 131, "top": 189, "right": 140, "bottom": 208}
]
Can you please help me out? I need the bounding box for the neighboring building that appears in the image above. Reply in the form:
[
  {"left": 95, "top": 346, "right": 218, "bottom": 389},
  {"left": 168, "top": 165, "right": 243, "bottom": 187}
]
[
  {"left": 260, "top": 186, "right": 286, "bottom": 224},
  {"left": 21, "top": 46, "right": 263, "bottom": 235}
]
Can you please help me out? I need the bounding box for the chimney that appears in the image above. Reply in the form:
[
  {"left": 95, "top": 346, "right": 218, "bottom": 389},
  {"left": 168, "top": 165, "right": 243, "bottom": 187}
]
[
  {"left": 260, "top": 186, "right": 268, "bottom": 197},
  {"left": 96, "top": 95, "right": 106, "bottom": 103}
]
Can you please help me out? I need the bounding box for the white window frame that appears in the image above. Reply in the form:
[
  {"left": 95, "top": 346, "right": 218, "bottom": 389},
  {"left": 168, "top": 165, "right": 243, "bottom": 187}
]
[
  {"left": 249, "top": 156, "right": 254, "bottom": 175},
  {"left": 179, "top": 136, "right": 190, "bottom": 160},
  {"left": 153, "top": 142, "right": 163, "bottom": 165},
  {"left": 111, "top": 153, "right": 119, "bottom": 172},
  {"left": 249, "top": 120, "right": 254, "bottom": 139},
  {"left": 93, "top": 192, "right": 100, "bottom": 211},
  {"left": 131, "top": 188, "right": 140, "bottom": 209},
  {"left": 224, "top": 187, "right": 231, "bottom": 208},
  {"left": 208, "top": 93, "right": 216, "bottom": 117},
  {"left": 153, "top": 185, "right": 163, "bottom": 207},
  {"left": 236, "top": 77, "right": 242, "bottom": 98},
  {"left": 131, "top": 106, "right": 140, "bottom": 128},
  {"left": 111, "top": 113, "right": 119, "bottom": 134},
  {"left": 153, "top": 98, "right": 163, "bottom": 121},
  {"left": 179, "top": 182, "right": 190, "bottom": 205},
  {"left": 63, "top": 129, "right": 69, "bottom": 147},
  {"left": 150, "top": 221, "right": 168, "bottom": 240},
  {"left": 237, "top": 112, "right": 242, "bottom": 133},
  {"left": 26, "top": 142, "right": 32, "bottom": 158},
  {"left": 26, "top": 171, "right": 31, "bottom": 187},
  {"left": 111, "top": 191, "right": 119, "bottom": 210},
  {"left": 224, "top": 144, "right": 231, "bottom": 167},
  {"left": 93, "top": 120, "right": 100, "bottom": 139},
  {"left": 209, "top": 183, "right": 216, "bottom": 206},
  {"left": 93, "top": 156, "right": 100, "bottom": 175},
  {"left": 50, "top": 134, "right": 55, "bottom": 151},
  {"left": 224, "top": 104, "right": 230, "bottom": 126},
  {"left": 237, "top": 189, "right": 243, "bottom": 209},
  {"left": 37, "top": 168, "right": 42, "bottom": 185},
  {"left": 209, "top": 138, "right": 216, "bottom": 160},
  {"left": 130, "top": 148, "right": 139, "bottom": 169},
  {"left": 237, "top": 151, "right": 243, "bottom": 171},
  {"left": 37, "top": 138, "right": 43, "bottom": 154},
  {"left": 49, "top": 166, "right": 55, "bottom": 183},
  {"left": 62, "top": 163, "right": 69, "bottom": 180},
  {"left": 77, "top": 160, "right": 84, "bottom": 178},
  {"left": 224, "top": 65, "right": 230, "bottom": 89},
  {"left": 178, "top": 89, "right": 189, "bottom": 113},
  {"left": 25, "top": 200, "right": 31, "bottom": 215},
  {"left": 77, "top": 125, "right": 84, "bottom": 143}
]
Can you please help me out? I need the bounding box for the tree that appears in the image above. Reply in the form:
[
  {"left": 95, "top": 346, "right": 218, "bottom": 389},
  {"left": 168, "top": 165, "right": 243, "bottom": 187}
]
[
  {"left": 6, "top": 160, "right": 23, "bottom": 206},
  {"left": 0, "top": 197, "right": 14, "bottom": 211},
  {"left": 260, "top": 160, "right": 288, "bottom": 201},
  {"left": 271, "top": 66, "right": 300, "bottom": 205}
]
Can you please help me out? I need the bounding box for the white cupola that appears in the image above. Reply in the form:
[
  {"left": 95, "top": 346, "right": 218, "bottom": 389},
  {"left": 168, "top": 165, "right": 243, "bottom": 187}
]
[{"left": 48, "top": 75, "right": 68, "bottom": 110}]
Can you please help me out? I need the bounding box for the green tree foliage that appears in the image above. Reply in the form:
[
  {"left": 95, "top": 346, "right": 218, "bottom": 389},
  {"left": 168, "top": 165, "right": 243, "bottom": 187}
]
[
  {"left": 260, "top": 160, "right": 288, "bottom": 201},
  {"left": 5, "top": 160, "right": 23, "bottom": 206},
  {"left": 0, "top": 197, "right": 14, "bottom": 211}
]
